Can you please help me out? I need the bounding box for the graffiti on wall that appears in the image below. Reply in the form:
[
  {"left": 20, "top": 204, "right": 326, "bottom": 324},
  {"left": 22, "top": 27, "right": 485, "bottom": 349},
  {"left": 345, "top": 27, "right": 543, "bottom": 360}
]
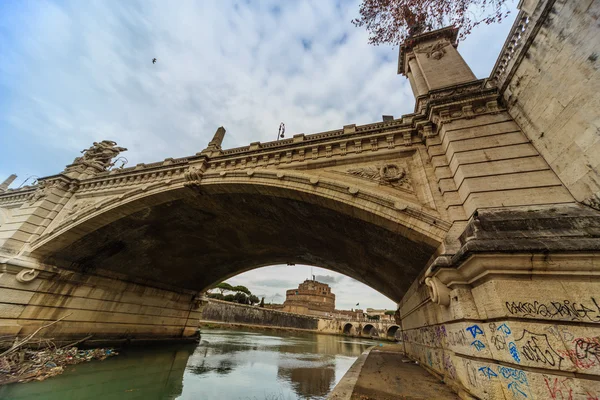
[
  {"left": 505, "top": 298, "right": 600, "bottom": 322},
  {"left": 515, "top": 330, "right": 564, "bottom": 368}
]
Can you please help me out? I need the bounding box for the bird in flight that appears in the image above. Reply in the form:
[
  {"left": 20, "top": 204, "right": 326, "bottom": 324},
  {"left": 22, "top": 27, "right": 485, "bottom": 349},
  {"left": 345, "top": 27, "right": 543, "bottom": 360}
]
[{"left": 152, "top": 58, "right": 157, "bottom": 64}]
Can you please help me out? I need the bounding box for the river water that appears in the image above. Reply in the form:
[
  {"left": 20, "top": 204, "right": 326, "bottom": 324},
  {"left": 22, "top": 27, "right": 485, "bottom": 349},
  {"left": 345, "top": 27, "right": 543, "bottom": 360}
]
[{"left": 0, "top": 329, "right": 379, "bottom": 400}]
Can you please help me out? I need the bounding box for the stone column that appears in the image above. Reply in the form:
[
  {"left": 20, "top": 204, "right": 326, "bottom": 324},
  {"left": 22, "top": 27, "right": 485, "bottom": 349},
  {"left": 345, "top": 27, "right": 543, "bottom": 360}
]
[
  {"left": 398, "top": 27, "right": 476, "bottom": 92},
  {"left": 407, "top": 58, "right": 428, "bottom": 97},
  {"left": 0, "top": 174, "right": 17, "bottom": 193},
  {"left": 199, "top": 126, "right": 227, "bottom": 157}
]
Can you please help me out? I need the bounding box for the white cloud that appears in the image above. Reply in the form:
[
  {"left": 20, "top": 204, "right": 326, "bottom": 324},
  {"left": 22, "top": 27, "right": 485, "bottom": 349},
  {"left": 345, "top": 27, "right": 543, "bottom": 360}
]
[{"left": 1, "top": 0, "right": 517, "bottom": 177}]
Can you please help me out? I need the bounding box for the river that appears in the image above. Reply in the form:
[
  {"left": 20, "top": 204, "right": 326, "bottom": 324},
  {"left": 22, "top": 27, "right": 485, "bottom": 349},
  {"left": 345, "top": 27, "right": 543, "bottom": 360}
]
[{"left": 0, "top": 329, "right": 379, "bottom": 400}]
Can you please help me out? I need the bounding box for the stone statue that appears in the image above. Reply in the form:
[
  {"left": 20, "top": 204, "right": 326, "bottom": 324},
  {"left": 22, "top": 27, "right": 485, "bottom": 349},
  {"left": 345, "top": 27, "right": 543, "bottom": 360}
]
[{"left": 73, "top": 140, "right": 127, "bottom": 171}]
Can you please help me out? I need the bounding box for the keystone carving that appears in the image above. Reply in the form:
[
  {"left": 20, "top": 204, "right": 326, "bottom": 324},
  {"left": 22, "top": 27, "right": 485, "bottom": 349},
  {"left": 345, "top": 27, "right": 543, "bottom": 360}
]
[
  {"left": 72, "top": 140, "right": 127, "bottom": 172},
  {"left": 346, "top": 164, "right": 410, "bottom": 189},
  {"left": 184, "top": 166, "right": 203, "bottom": 186}
]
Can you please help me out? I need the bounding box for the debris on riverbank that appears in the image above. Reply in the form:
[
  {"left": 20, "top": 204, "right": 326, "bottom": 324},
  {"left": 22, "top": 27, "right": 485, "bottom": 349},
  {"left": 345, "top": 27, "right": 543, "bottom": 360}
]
[
  {"left": 0, "top": 315, "right": 118, "bottom": 385},
  {"left": 0, "top": 346, "right": 118, "bottom": 385}
]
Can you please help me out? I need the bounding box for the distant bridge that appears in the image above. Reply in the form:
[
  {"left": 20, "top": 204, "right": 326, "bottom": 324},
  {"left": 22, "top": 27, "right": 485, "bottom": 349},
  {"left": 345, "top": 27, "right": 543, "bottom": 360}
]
[{"left": 338, "top": 320, "right": 401, "bottom": 341}]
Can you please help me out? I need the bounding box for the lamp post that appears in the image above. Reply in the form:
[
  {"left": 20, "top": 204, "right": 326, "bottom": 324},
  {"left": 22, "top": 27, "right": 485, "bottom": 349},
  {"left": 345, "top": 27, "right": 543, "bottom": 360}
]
[{"left": 276, "top": 122, "right": 285, "bottom": 141}]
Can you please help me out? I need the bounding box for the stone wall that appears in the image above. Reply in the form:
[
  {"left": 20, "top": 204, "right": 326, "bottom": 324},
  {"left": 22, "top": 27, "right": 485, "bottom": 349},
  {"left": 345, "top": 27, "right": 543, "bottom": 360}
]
[
  {"left": 396, "top": 2, "right": 600, "bottom": 396},
  {"left": 501, "top": 0, "right": 600, "bottom": 210},
  {"left": 397, "top": 260, "right": 600, "bottom": 399},
  {"left": 0, "top": 265, "right": 201, "bottom": 342},
  {"left": 428, "top": 111, "right": 573, "bottom": 223},
  {"left": 201, "top": 299, "right": 319, "bottom": 331}
]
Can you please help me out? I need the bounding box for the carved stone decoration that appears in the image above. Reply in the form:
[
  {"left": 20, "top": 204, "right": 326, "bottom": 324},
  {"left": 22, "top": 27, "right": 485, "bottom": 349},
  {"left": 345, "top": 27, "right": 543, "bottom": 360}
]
[
  {"left": 386, "top": 135, "right": 395, "bottom": 149},
  {"left": 72, "top": 140, "right": 127, "bottom": 172},
  {"left": 346, "top": 163, "right": 411, "bottom": 189},
  {"left": 63, "top": 199, "right": 95, "bottom": 220},
  {"left": 25, "top": 179, "right": 69, "bottom": 205},
  {"left": 27, "top": 182, "right": 48, "bottom": 204},
  {"left": 16, "top": 268, "right": 40, "bottom": 283},
  {"left": 429, "top": 83, "right": 481, "bottom": 100},
  {"left": 354, "top": 140, "right": 362, "bottom": 153},
  {"left": 184, "top": 166, "right": 203, "bottom": 186},
  {"left": 415, "top": 40, "right": 450, "bottom": 60},
  {"left": 425, "top": 276, "right": 450, "bottom": 306}
]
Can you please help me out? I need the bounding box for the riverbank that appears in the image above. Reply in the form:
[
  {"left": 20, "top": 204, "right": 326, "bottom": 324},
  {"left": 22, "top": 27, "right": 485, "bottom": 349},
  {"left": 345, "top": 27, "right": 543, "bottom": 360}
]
[{"left": 328, "top": 344, "right": 458, "bottom": 400}]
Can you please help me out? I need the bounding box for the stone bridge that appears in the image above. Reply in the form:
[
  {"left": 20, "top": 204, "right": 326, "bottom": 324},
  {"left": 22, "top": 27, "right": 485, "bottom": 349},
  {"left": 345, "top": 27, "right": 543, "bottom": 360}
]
[
  {"left": 1, "top": 0, "right": 599, "bottom": 398},
  {"left": 338, "top": 320, "right": 401, "bottom": 341}
]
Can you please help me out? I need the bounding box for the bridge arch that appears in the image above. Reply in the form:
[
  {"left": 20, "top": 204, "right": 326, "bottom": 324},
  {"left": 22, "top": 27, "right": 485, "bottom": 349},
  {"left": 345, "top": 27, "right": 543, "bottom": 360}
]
[
  {"left": 386, "top": 325, "right": 400, "bottom": 341},
  {"left": 342, "top": 323, "right": 354, "bottom": 336},
  {"left": 361, "top": 324, "right": 378, "bottom": 338},
  {"left": 28, "top": 171, "right": 448, "bottom": 302}
]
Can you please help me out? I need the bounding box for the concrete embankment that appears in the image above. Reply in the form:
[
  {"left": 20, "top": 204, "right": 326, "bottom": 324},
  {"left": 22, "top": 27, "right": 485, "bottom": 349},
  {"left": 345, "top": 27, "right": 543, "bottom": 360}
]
[{"left": 328, "top": 344, "right": 458, "bottom": 400}]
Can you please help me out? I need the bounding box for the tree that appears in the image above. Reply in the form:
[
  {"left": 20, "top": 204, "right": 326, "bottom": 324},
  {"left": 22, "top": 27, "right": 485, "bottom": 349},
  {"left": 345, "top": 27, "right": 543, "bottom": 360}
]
[
  {"left": 223, "top": 294, "right": 235, "bottom": 302},
  {"left": 352, "top": 0, "right": 510, "bottom": 46},
  {"left": 233, "top": 292, "right": 249, "bottom": 304},
  {"left": 232, "top": 285, "right": 251, "bottom": 296},
  {"left": 211, "top": 283, "right": 255, "bottom": 304},
  {"left": 248, "top": 295, "right": 260, "bottom": 305},
  {"left": 215, "top": 282, "right": 234, "bottom": 295},
  {"left": 259, "top": 297, "right": 265, "bottom": 308},
  {"left": 384, "top": 310, "right": 395, "bottom": 316}
]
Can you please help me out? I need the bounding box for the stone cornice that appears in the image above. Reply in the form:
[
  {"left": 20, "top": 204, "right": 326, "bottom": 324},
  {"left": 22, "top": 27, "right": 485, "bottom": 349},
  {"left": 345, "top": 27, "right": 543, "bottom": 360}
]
[
  {"left": 434, "top": 252, "right": 600, "bottom": 288},
  {"left": 415, "top": 79, "right": 492, "bottom": 114},
  {"left": 424, "top": 204, "right": 600, "bottom": 290},
  {"left": 0, "top": 187, "right": 36, "bottom": 206}
]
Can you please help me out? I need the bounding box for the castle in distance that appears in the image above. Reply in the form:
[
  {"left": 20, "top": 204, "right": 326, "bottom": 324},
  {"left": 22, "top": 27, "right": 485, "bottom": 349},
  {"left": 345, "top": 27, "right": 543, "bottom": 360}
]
[
  {"left": 279, "top": 278, "right": 393, "bottom": 321},
  {"left": 282, "top": 278, "right": 336, "bottom": 316}
]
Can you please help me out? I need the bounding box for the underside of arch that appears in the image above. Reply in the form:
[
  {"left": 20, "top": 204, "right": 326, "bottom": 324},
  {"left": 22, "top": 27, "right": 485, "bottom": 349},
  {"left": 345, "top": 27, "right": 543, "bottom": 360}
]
[
  {"left": 33, "top": 182, "right": 442, "bottom": 302},
  {"left": 362, "top": 324, "right": 377, "bottom": 337},
  {"left": 343, "top": 323, "right": 354, "bottom": 335},
  {"left": 386, "top": 325, "right": 400, "bottom": 341}
]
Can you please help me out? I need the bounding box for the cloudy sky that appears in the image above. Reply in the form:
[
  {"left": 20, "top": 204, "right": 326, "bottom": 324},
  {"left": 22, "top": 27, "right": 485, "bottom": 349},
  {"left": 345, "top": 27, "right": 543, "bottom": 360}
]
[{"left": 0, "top": 0, "right": 517, "bottom": 309}]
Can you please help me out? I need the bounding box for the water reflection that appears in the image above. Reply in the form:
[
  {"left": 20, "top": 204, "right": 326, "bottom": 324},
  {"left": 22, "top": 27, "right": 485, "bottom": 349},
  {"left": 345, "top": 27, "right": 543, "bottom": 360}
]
[
  {"left": 278, "top": 366, "right": 336, "bottom": 398},
  {"left": 0, "top": 329, "right": 377, "bottom": 400}
]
